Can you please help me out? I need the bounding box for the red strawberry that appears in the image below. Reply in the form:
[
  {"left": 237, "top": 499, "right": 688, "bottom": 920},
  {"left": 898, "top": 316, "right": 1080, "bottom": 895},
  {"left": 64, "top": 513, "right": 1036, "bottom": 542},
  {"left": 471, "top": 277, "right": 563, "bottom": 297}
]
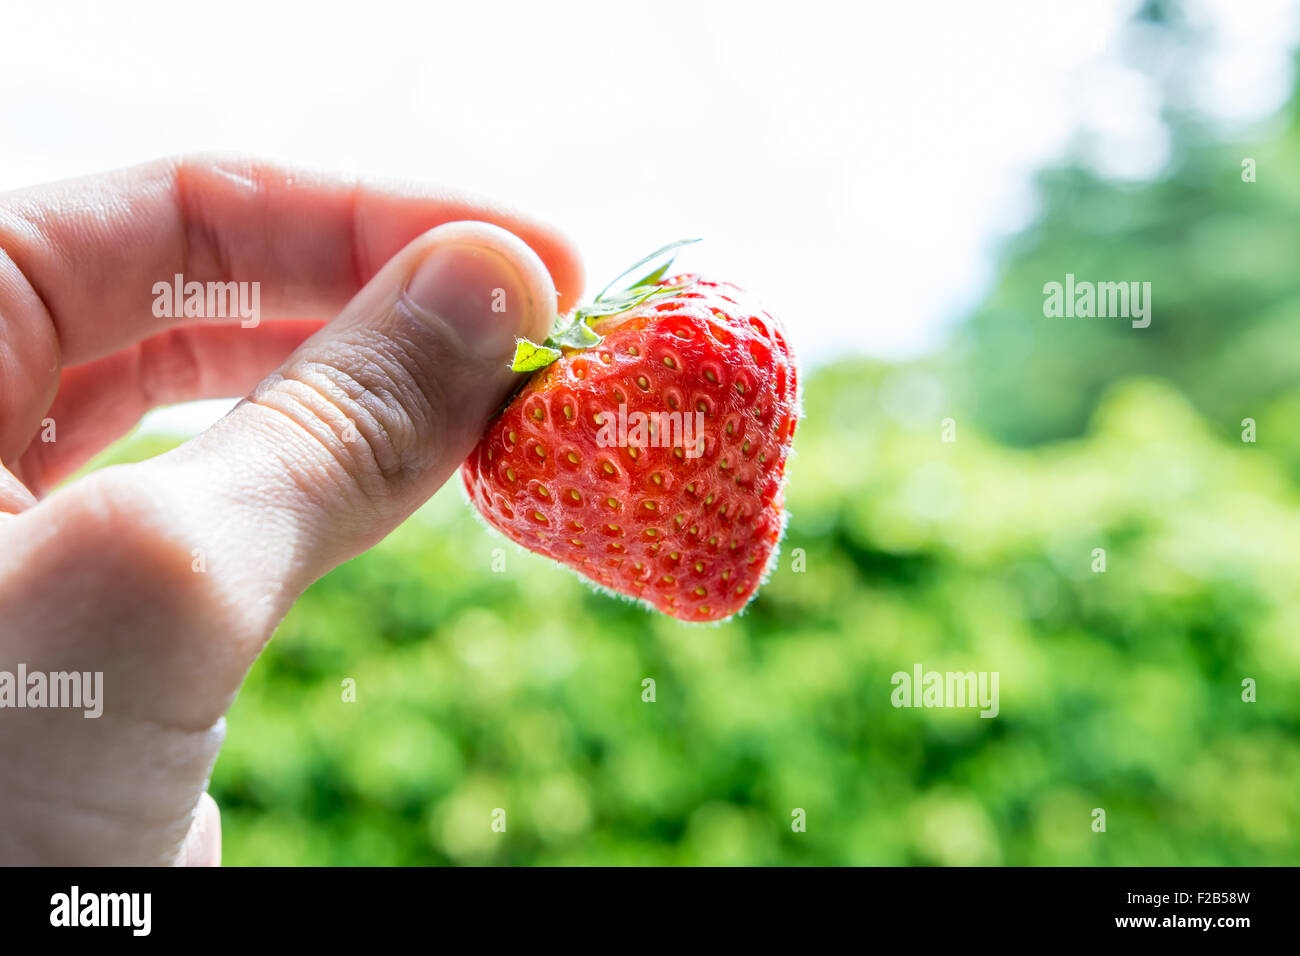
[{"left": 461, "top": 242, "right": 799, "bottom": 622}]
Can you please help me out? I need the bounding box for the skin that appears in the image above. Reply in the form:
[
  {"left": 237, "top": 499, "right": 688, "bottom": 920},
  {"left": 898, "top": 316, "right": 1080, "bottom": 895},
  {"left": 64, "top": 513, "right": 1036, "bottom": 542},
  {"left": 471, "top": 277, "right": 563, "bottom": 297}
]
[{"left": 0, "top": 154, "right": 584, "bottom": 865}]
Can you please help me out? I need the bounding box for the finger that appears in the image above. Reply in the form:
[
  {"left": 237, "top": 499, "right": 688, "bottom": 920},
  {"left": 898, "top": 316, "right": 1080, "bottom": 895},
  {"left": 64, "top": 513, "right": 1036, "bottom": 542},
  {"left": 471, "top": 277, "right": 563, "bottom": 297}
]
[
  {"left": 14, "top": 319, "right": 325, "bottom": 495},
  {"left": 177, "top": 792, "right": 221, "bottom": 867},
  {"left": 0, "top": 154, "right": 584, "bottom": 361},
  {"left": 0, "top": 463, "right": 36, "bottom": 515},
  {"left": 0, "top": 153, "right": 584, "bottom": 463},
  {"left": 173, "top": 219, "right": 555, "bottom": 648},
  {"left": 5, "top": 220, "right": 555, "bottom": 732}
]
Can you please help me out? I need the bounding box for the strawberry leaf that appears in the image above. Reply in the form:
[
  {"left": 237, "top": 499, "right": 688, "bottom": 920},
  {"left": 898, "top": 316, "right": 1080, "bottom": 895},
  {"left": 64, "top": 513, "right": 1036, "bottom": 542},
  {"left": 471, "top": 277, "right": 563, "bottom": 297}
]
[
  {"left": 549, "top": 313, "right": 603, "bottom": 349},
  {"left": 510, "top": 239, "right": 701, "bottom": 375},
  {"left": 511, "top": 338, "right": 562, "bottom": 372},
  {"left": 577, "top": 284, "right": 670, "bottom": 319},
  {"left": 595, "top": 238, "right": 701, "bottom": 302}
]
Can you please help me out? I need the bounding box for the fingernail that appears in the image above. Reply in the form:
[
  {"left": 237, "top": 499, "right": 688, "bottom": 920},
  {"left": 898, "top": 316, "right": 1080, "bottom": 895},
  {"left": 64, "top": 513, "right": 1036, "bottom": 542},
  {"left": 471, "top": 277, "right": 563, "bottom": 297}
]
[{"left": 403, "top": 242, "right": 532, "bottom": 361}]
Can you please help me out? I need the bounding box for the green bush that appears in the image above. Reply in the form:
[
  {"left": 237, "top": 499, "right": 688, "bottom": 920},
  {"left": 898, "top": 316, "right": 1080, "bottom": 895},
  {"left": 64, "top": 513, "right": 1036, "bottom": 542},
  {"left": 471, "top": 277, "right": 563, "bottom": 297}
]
[{"left": 152, "top": 367, "right": 1296, "bottom": 866}]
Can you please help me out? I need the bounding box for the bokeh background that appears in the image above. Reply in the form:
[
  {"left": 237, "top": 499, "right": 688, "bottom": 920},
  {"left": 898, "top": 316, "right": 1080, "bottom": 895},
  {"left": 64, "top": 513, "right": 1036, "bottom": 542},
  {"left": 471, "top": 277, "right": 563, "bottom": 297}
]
[{"left": 11, "top": 0, "right": 1300, "bottom": 863}]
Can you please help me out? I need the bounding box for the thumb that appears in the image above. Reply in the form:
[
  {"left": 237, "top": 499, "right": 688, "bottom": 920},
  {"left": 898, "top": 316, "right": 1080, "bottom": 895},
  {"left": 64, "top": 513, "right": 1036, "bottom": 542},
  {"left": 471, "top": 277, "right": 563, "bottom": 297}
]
[{"left": 148, "top": 220, "right": 557, "bottom": 640}]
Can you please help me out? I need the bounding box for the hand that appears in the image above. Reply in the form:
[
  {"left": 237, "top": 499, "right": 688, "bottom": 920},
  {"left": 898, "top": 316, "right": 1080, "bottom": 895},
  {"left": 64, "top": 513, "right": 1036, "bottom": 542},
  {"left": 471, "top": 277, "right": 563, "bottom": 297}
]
[{"left": 0, "top": 155, "right": 583, "bottom": 864}]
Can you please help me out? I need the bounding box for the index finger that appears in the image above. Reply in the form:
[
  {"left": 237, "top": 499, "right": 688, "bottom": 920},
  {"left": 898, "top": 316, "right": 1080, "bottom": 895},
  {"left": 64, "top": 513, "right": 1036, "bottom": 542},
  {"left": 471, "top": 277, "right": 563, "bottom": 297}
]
[
  {"left": 0, "top": 153, "right": 584, "bottom": 462},
  {"left": 0, "top": 154, "right": 584, "bottom": 366}
]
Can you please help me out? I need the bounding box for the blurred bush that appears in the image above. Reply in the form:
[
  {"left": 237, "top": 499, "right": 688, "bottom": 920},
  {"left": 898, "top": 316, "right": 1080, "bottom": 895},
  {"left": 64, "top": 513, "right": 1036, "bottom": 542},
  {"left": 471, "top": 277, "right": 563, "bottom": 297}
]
[
  {"left": 147, "top": 363, "right": 1293, "bottom": 866},
  {"left": 95, "top": 10, "right": 1300, "bottom": 862},
  {"left": 953, "top": 41, "right": 1300, "bottom": 455}
]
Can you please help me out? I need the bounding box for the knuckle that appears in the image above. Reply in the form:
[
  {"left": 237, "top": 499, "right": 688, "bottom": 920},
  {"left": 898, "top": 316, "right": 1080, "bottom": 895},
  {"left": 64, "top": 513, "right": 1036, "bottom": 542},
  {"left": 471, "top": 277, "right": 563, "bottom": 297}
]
[
  {"left": 13, "top": 466, "right": 258, "bottom": 733},
  {"left": 138, "top": 327, "right": 204, "bottom": 407},
  {"left": 253, "top": 332, "right": 444, "bottom": 503},
  {"left": 52, "top": 467, "right": 209, "bottom": 604},
  {"left": 0, "top": 466, "right": 239, "bottom": 667}
]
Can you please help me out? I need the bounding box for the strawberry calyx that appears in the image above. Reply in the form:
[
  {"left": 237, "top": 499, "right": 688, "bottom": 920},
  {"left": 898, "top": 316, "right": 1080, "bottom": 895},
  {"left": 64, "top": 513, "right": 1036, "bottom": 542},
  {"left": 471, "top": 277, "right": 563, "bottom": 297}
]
[{"left": 510, "top": 238, "right": 701, "bottom": 372}]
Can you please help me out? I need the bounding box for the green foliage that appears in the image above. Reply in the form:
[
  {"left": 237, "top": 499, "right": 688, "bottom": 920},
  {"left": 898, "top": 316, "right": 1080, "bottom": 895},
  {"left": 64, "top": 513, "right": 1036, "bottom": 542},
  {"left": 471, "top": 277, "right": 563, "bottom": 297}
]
[
  {"left": 94, "top": 32, "right": 1300, "bottom": 862},
  {"left": 952, "top": 94, "right": 1300, "bottom": 451},
  {"left": 164, "top": 363, "right": 1296, "bottom": 866}
]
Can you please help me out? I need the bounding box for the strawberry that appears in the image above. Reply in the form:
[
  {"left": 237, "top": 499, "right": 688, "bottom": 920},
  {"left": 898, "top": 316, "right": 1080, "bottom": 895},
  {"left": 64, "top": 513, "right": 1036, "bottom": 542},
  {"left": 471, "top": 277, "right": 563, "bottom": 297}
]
[{"left": 461, "top": 241, "right": 799, "bottom": 622}]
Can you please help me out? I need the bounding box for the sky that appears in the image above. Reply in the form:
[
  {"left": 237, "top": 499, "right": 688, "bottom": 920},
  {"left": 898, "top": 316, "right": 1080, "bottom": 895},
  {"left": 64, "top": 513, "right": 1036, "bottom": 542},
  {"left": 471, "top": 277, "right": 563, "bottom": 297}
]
[{"left": 1, "top": 0, "right": 1296, "bottom": 434}]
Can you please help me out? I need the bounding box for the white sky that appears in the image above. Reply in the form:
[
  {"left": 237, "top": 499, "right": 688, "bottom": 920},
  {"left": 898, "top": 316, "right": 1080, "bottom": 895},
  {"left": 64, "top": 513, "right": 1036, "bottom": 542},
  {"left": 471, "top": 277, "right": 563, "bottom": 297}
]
[{"left": 1, "top": 0, "right": 1296, "bottom": 434}]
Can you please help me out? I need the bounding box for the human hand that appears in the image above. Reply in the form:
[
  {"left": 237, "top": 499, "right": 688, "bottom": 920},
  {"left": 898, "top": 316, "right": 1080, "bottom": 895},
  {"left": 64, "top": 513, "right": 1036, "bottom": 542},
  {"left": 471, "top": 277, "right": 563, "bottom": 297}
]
[{"left": 0, "top": 155, "right": 582, "bottom": 864}]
